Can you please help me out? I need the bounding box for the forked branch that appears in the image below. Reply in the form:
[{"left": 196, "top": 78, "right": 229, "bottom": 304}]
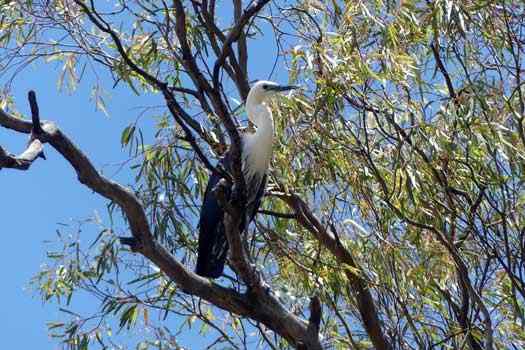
[
  {"left": 0, "top": 91, "right": 45, "bottom": 171},
  {"left": 0, "top": 92, "right": 322, "bottom": 349}
]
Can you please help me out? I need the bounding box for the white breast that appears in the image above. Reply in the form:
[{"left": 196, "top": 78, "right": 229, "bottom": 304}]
[
  {"left": 241, "top": 103, "right": 274, "bottom": 195},
  {"left": 242, "top": 132, "right": 271, "bottom": 177}
]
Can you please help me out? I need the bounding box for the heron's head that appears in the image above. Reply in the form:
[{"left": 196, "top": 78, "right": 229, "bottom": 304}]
[{"left": 247, "top": 80, "right": 299, "bottom": 104}]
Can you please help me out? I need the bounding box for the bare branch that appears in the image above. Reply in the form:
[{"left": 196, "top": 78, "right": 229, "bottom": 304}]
[
  {"left": 28, "top": 90, "right": 43, "bottom": 134},
  {"left": 0, "top": 101, "right": 322, "bottom": 350},
  {"left": 430, "top": 41, "right": 457, "bottom": 102},
  {"left": 0, "top": 90, "right": 45, "bottom": 170},
  {"left": 234, "top": 0, "right": 249, "bottom": 81},
  {"left": 212, "top": 0, "right": 270, "bottom": 91},
  {"left": 0, "top": 141, "right": 43, "bottom": 170}
]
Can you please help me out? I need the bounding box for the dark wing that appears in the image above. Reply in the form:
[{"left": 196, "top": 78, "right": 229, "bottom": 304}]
[
  {"left": 196, "top": 156, "right": 231, "bottom": 278},
  {"left": 195, "top": 152, "right": 268, "bottom": 279}
]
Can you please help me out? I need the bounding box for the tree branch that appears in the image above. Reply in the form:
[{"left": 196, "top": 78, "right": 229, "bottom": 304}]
[
  {"left": 73, "top": 0, "right": 268, "bottom": 317},
  {"left": 306, "top": 295, "right": 322, "bottom": 345},
  {"left": 0, "top": 96, "right": 322, "bottom": 350},
  {"left": 169, "top": 0, "right": 268, "bottom": 292},
  {"left": 0, "top": 142, "right": 43, "bottom": 170},
  {"left": 258, "top": 209, "right": 297, "bottom": 219},
  {"left": 74, "top": 0, "right": 223, "bottom": 177},
  {"left": 234, "top": 0, "right": 249, "bottom": 80},
  {"left": 276, "top": 191, "right": 392, "bottom": 350},
  {"left": 75, "top": 0, "right": 165, "bottom": 89},
  {"left": 0, "top": 91, "right": 45, "bottom": 170},
  {"left": 212, "top": 0, "right": 270, "bottom": 91},
  {"left": 213, "top": 179, "right": 267, "bottom": 291},
  {"left": 430, "top": 41, "right": 457, "bottom": 102},
  {"left": 28, "top": 90, "right": 43, "bottom": 134}
]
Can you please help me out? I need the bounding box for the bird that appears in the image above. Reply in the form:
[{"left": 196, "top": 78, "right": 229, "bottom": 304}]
[{"left": 196, "top": 80, "right": 298, "bottom": 278}]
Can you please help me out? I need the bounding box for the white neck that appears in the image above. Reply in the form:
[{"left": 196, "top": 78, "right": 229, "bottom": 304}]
[{"left": 246, "top": 94, "right": 274, "bottom": 138}]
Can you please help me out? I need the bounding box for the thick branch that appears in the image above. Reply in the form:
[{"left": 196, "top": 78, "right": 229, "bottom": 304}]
[
  {"left": 0, "top": 141, "right": 43, "bottom": 170},
  {"left": 213, "top": 179, "right": 266, "bottom": 291},
  {"left": 0, "top": 102, "right": 321, "bottom": 350},
  {"left": 0, "top": 91, "right": 45, "bottom": 170}
]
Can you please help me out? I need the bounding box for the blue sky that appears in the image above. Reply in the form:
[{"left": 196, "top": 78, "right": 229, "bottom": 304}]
[
  {"left": 0, "top": 15, "right": 285, "bottom": 349},
  {"left": 1, "top": 65, "right": 147, "bottom": 348}
]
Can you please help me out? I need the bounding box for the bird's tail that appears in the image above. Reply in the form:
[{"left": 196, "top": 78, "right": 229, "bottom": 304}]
[{"left": 196, "top": 224, "right": 229, "bottom": 278}]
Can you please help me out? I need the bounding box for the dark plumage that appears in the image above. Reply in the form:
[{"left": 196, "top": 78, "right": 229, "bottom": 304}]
[{"left": 196, "top": 153, "right": 267, "bottom": 278}]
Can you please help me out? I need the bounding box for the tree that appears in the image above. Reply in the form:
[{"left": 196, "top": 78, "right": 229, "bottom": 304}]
[{"left": 1, "top": 0, "right": 525, "bottom": 349}]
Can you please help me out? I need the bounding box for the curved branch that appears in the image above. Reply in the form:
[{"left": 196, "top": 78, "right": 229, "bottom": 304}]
[
  {"left": 0, "top": 98, "right": 322, "bottom": 350},
  {"left": 0, "top": 142, "right": 43, "bottom": 170},
  {"left": 0, "top": 91, "right": 45, "bottom": 170}
]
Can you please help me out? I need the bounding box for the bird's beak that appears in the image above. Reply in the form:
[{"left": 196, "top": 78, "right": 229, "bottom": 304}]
[{"left": 270, "top": 85, "right": 300, "bottom": 92}]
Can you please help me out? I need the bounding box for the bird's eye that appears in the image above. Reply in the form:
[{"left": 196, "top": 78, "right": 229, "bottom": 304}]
[{"left": 262, "top": 84, "right": 268, "bottom": 90}]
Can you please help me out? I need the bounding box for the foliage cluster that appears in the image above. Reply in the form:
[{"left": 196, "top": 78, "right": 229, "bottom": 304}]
[{"left": 2, "top": 0, "right": 525, "bottom": 349}]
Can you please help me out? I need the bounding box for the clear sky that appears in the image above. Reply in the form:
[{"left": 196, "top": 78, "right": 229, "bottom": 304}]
[
  {"left": 0, "top": 18, "right": 285, "bottom": 349},
  {"left": 1, "top": 65, "right": 149, "bottom": 347}
]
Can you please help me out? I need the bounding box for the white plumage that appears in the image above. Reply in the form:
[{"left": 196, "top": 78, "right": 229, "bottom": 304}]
[
  {"left": 242, "top": 82, "right": 276, "bottom": 198},
  {"left": 196, "top": 80, "right": 298, "bottom": 278}
]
